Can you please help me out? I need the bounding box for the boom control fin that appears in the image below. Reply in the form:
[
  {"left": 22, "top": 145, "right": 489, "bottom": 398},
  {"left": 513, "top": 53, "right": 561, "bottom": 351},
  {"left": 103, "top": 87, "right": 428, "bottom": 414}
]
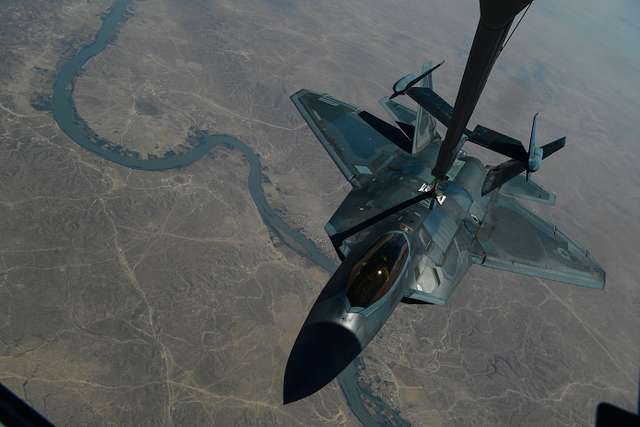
[{"left": 481, "top": 114, "right": 566, "bottom": 195}]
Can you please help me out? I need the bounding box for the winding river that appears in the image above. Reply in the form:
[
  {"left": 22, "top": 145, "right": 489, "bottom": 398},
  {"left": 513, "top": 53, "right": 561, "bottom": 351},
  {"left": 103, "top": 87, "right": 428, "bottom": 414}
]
[{"left": 50, "top": 0, "right": 408, "bottom": 425}]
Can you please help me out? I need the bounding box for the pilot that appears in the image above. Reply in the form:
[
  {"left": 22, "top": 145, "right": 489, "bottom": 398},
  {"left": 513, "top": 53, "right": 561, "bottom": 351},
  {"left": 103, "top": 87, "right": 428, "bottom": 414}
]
[{"left": 346, "top": 233, "right": 409, "bottom": 308}]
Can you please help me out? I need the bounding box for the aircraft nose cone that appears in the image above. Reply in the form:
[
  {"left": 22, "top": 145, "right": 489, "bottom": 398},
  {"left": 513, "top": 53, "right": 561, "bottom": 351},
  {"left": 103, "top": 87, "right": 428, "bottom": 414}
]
[{"left": 283, "top": 322, "right": 362, "bottom": 404}]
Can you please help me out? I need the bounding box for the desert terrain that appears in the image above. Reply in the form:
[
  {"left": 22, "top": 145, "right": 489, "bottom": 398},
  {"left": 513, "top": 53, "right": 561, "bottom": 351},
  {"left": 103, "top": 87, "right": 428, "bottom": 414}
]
[{"left": 0, "top": 0, "right": 638, "bottom": 425}]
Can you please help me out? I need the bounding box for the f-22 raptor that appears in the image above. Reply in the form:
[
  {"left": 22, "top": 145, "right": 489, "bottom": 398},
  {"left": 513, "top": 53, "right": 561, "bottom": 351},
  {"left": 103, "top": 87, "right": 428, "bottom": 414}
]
[{"left": 284, "top": 0, "right": 605, "bottom": 404}]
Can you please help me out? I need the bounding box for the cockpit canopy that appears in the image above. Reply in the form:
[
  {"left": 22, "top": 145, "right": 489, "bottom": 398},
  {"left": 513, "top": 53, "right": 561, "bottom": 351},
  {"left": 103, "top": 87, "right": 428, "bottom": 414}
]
[{"left": 346, "top": 233, "right": 409, "bottom": 309}]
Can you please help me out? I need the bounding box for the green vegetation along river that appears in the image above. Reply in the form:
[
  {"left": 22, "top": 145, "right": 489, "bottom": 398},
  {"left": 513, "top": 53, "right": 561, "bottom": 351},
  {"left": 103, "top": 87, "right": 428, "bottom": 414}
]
[{"left": 49, "top": 0, "right": 408, "bottom": 425}]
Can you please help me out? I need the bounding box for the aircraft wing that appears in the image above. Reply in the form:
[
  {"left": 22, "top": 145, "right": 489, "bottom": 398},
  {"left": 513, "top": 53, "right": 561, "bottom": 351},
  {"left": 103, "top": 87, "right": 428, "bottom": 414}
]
[
  {"left": 291, "top": 90, "right": 404, "bottom": 188},
  {"left": 472, "top": 194, "right": 605, "bottom": 288}
]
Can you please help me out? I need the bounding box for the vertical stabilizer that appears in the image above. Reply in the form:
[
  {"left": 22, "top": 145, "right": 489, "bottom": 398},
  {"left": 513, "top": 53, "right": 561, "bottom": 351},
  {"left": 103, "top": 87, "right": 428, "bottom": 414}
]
[
  {"left": 412, "top": 61, "right": 439, "bottom": 153},
  {"left": 380, "top": 60, "right": 440, "bottom": 155}
]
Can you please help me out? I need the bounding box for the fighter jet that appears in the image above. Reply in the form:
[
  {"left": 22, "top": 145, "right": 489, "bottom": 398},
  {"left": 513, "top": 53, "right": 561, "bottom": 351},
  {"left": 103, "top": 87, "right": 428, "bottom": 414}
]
[{"left": 283, "top": 0, "right": 605, "bottom": 404}]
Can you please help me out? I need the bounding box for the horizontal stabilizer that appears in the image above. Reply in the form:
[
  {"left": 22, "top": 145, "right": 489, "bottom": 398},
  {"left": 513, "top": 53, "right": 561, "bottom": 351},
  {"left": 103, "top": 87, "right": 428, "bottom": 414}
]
[
  {"left": 358, "top": 111, "right": 413, "bottom": 154},
  {"left": 499, "top": 174, "right": 556, "bottom": 205},
  {"left": 468, "top": 125, "right": 528, "bottom": 161},
  {"left": 405, "top": 87, "right": 453, "bottom": 128}
]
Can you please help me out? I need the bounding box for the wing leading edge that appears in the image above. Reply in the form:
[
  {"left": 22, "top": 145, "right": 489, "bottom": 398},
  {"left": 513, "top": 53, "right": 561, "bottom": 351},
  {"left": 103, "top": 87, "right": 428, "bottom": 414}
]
[
  {"left": 291, "top": 90, "right": 405, "bottom": 188},
  {"left": 471, "top": 194, "right": 605, "bottom": 288}
]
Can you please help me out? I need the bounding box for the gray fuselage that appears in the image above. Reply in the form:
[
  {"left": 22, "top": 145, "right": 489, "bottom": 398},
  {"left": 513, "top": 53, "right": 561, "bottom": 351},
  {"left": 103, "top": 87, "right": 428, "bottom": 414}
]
[{"left": 283, "top": 149, "right": 490, "bottom": 403}]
